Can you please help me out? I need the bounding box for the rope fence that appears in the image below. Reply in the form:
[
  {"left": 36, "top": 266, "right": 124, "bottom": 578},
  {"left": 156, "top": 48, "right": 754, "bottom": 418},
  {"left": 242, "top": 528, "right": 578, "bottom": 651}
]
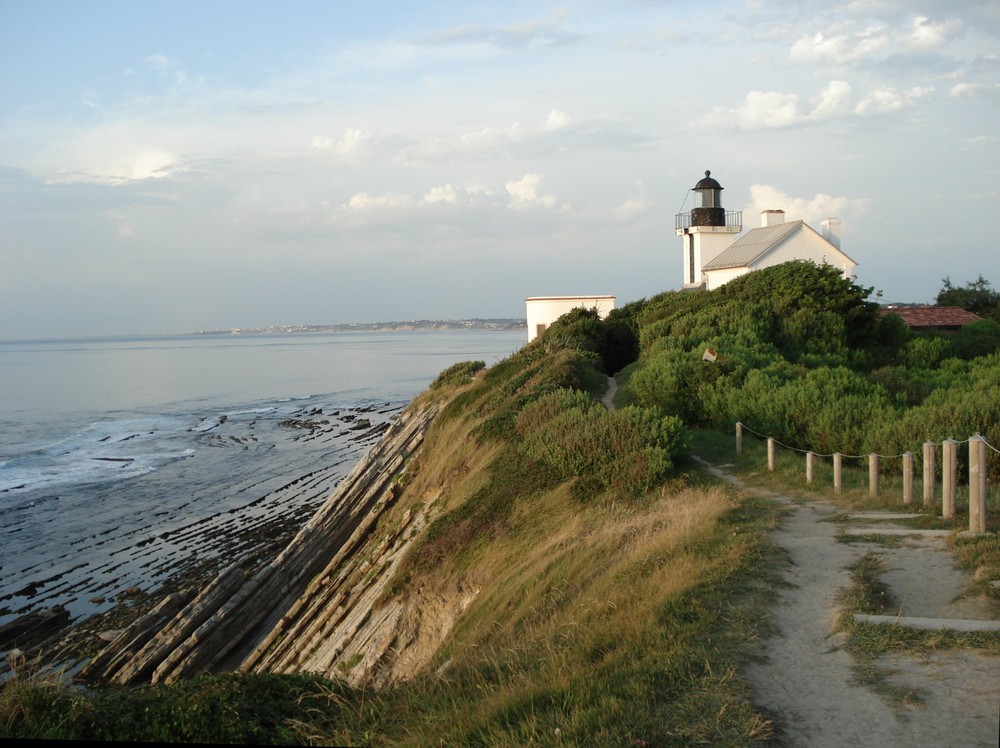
[{"left": 735, "top": 422, "right": 994, "bottom": 535}]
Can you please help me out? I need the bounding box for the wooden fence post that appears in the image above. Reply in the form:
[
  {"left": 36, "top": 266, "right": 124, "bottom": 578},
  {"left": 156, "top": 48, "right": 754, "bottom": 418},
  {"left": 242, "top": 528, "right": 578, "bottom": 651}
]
[
  {"left": 806, "top": 452, "right": 814, "bottom": 484},
  {"left": 969, "top": 435, "right": 987, "bottom": 535},
  {"left": 768, "top": 438, "right": 775, "bottom": 471},
  {"left": 834, "top": 453, "right": 842, "bottom": 495},
  {"left": 869, "top": 454, "right": 879, "bottom": 499},
  {"left": 902, "top": 452, "right": 913, "bottom": 506},
  {"left": 736, "top": 422, "right": 743, "bottom": 456},
  {"left": 942, "top": 439, "right": 957, "bottom": 520},
  {"left": 923, "top": 441, "right": 935, "bottom": 507}
]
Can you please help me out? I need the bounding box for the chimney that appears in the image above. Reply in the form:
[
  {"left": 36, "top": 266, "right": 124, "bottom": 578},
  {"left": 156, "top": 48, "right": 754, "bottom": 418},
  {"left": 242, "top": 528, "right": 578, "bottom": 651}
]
[
  {"left": 760, "top": 209, "right": 785, "bottom": 227},
  {"left": 821, "top": 218, "right": 841, "bottom": 249}
]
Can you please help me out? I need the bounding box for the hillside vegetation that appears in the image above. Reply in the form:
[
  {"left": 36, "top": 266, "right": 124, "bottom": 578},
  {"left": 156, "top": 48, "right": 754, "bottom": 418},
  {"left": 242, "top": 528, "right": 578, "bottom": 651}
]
[{"left": 4, "top": 261, "right": 999, "bottom": 745}]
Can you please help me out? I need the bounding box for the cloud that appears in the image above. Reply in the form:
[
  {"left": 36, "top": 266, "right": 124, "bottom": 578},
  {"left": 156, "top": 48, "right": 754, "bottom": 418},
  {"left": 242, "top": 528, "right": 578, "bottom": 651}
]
[
  {"left": 854, "top": 86, "right": 934, "bottom": 115},
  {"left": 541, "top": 109, "right": 571, "bottom": 131},
  {"left": 700, "top": 79, "right": 936, "bottom": 130},
  {"left": 616, "top": 182, "right": 651, "bottom": 220},
  {"left": 409, "top": 21, "right": 578, "bottom": 50},
  {"left": 785, "top": 14, "right": 964, "bottom": 70},
  {"left": 964, "top": 134, "right": 999, "bottom": 146},
  {"left": 505, "top": 173, "right": 557, "bottom": 208},
  {"left": 747, "top": 184, "right": 871, "bottom": 228},
  {"left": 700, "top": 90, "right": 800, "bottom": 130},
  {"left": 950, "top": 82, "right": 1000, "bottom": 98},
  {"left": 345, "top": 192, "right": 412, "bottom": 209},
  {"left": 144, "top": 54, "right": 176, "bottom": 74},
  {"left": 45, "top": 150, "right": 186, "bottom": 186},
  {"left": 904, "top": 16, "right": 963, "bottom": 52},
  {"left": 807, "top": 80, "right": 854, "bottom": 120},
  {"left": 311, "top": 128, "right": 373, "bottom": 155},
  {"left": 698, "top": 81, "right": 851, "bottom": 130},
  {"left": 789, "top": 26, "right": 888, "bottom": 65},
  {"left": 396, "top": 109, "right": 647, "bottom": 164}
]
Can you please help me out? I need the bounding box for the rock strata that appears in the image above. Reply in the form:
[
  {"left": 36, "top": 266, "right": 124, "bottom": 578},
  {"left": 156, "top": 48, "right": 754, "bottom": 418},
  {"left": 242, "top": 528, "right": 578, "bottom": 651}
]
[{"left": 85, "top": 401, "right": 441, "bottom": 686}]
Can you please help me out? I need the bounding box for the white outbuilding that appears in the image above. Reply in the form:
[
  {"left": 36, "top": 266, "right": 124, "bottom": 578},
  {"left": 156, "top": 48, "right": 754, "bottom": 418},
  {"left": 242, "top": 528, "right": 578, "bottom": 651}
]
[{"left": 524, "top": 295, "right": 616, "bottom": 343}]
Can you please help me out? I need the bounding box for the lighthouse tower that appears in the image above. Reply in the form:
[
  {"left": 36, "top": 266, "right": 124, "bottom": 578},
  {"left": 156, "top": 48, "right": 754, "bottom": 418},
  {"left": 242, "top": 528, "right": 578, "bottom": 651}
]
[{"left": 675, "top": 170, "right": 742, "bottom": 289}]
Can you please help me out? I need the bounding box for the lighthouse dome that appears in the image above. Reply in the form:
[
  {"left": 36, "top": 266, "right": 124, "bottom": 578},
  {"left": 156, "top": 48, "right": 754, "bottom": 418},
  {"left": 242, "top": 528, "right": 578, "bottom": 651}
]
[{"left": 694, "top": 170, "right": 723, "bottom": 191}]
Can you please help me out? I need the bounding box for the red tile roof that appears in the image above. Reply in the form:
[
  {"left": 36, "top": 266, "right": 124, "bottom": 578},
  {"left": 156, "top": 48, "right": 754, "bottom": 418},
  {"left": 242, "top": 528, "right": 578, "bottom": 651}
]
[{"left": 881, "top": 306, "right": 982, "bottom": 329}]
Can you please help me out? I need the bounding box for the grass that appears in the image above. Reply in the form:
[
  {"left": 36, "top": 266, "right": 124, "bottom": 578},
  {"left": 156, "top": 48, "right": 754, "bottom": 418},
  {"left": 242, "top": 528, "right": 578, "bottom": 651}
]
[
  {"left": 296, "top": 485, "right": 786, "bottom": 746},
  {"left": 0, "top": 669, "right": 332, "bottom": 743}
]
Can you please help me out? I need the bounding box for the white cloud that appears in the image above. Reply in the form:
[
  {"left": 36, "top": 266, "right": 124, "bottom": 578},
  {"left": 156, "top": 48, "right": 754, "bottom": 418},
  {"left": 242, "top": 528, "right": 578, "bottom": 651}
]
[
  {"left": 704, "top": 90, "right": 801, "bottom": 130},
  {"left": 700, "top": 78, "right": 937, "bottom": 130},
  {"left": 786, "top": 15, "right": 963, "bottom": 68},
  {"left": 748, "top": 184, "right": 871, "bottom": 228},
  {"left": 950, "top": 82, "right": 1000, "bottom": 98},
  {"left": 788, "top": 26, "right": 888, "bottom": 65},
  {"left": 45, "top": 150, "right": 185, "bottom": 186},
  {"left": 699, "top": 81, "right": 851, "bottom": 130},
  {"left": 854, "top": 86, "right": 934, "bottom": 116},
  {"left": 345, "top": 192, "right": 412, "bottom": 209},
  {"left": 312, "top": 129, "right": 373, "bottom": 155},
  {"left": 396, "top": 109, "right": 643, "bottom": 165},
  {"left": 424, "top": 184, "right": 459, "bottom": 203},
  {"left": 807, "top": 80, "right": 854, "bottom": 121},
  {"left": 541, "top": 109, "right": 571, "bottom": 131},
  {"left": 144, "top": 54, "right": 176, "bottom": 73},
  {"left": 964, "top": 134, "right": 998, "bottom": 146},
  {"left": 616, "top": 182, "right": 651, "bottom": 220},
  {"left": 505, "top": 173, "right": 557, "bottom": 208},
  {"left": 904, "top": 16, "right": 962, "bottom": 52}
]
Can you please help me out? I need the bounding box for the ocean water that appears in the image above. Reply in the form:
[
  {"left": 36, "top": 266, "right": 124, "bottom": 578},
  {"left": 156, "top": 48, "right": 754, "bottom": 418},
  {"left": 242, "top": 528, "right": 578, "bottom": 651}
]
[{"left": 0, "top": 330, "right": 524, "bottom": 628}]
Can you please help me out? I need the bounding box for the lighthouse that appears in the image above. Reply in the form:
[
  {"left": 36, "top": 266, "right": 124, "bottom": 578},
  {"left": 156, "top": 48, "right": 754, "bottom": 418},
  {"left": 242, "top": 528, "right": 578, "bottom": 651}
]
[{"left": 675, "top": 170, "right": 742, "bottom": 289}]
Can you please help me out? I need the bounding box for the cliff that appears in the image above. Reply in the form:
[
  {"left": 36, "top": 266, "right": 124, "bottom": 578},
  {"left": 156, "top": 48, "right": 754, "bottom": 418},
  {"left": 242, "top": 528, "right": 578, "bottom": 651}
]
[{"left": 85, "top": 398, "right": 449, "bottom": 686}]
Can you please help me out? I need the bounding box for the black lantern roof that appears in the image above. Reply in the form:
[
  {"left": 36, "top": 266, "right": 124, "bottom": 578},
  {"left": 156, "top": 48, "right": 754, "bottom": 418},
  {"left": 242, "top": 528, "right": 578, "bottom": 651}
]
[{"left": 693, "top": 170, "right": 722, "bottom": 191}]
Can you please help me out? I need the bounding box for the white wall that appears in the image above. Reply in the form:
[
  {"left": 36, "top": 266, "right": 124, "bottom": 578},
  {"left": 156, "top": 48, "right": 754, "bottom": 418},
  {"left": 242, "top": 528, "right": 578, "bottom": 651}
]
[
  {"left": 676, "top": 225, "right": 741, "bottom": 288},
  {"left": 525, "top": 296, "right": 616, "bottom": 342}
]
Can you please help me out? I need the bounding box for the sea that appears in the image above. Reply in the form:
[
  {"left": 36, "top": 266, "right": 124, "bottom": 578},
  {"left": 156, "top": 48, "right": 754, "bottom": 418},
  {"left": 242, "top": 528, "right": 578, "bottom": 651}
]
[{"left": 0, "top": 329, "right": 525, "bottom": 630}]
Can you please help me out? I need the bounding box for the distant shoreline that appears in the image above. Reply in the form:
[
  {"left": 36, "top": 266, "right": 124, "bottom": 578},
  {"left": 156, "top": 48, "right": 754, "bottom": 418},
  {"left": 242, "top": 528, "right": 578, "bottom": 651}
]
[
  {"left": 0, "top": 320, "right": 527, "bottom": 346},
  {"left": 189, "top": 319, "right": 527, "bottom": 336}
]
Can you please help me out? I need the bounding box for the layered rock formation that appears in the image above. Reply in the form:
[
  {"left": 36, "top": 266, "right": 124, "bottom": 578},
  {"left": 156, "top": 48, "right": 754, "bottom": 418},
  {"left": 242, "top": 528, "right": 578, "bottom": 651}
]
[{"left": 85, "top": 400, "right": 445, "bottom": 686}]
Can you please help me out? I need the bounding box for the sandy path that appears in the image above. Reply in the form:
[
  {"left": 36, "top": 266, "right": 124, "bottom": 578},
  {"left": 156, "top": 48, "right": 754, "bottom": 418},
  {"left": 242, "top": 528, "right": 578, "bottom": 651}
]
[
  {"left": 700, "top": 462, "right": 1000, "bottom": 747},
  {"left": 602, "top": 375, "right": 618, "bottom": 410}
]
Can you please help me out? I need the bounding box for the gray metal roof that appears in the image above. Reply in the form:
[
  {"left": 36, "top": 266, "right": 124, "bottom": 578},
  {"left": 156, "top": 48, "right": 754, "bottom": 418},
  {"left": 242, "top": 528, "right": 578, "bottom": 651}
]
[{"left": 702, "top": 220, "right": 804, "bottom": 270}]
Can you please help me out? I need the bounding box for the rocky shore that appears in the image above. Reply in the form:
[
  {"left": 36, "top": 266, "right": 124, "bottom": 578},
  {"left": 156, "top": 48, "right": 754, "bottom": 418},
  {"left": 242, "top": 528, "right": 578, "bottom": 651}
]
[{"left": 0, "top": 401, "right": 405, "bottom": 681}]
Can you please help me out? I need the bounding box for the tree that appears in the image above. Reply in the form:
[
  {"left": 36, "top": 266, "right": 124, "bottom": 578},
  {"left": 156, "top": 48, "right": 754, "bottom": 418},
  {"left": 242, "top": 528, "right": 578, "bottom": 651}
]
[{"left": 936, "top": 275, "right": 1000, "bottom": 317}]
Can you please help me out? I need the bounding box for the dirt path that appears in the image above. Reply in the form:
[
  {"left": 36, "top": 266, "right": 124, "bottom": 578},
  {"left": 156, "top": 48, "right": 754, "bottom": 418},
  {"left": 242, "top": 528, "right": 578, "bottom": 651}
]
[
  {"left": 700, "top": 461, "right": 1000, "bottom": 747},
  {"left": 602, "top": 375, "right": 618, "bottom": 410}
]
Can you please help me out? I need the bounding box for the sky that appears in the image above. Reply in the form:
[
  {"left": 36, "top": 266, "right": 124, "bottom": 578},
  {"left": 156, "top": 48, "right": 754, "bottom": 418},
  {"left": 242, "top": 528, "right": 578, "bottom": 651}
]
[{"left": 1, "top": 0, "right": 998, "bottom": 339}]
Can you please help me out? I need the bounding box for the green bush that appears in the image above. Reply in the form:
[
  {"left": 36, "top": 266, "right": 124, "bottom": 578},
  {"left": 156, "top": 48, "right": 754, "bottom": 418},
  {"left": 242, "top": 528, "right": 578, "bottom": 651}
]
[
  {"left": 515, "top": 390, "right": 685, "bottom": 497},
  {"left": 951, "top": 319, "right": 1000, "bottom": 360},
  {"left": 431, "top": 360, "right": 486, "bottom": 389},
  {"left": 0, "top": 673, "right": 330, "bottom": 743}
]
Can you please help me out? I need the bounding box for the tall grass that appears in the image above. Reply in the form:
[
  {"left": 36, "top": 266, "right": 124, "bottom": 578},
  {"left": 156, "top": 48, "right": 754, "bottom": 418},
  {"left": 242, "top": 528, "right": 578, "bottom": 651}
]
[{"left": 298, "top": 483, "right": 784, "bottom": 746}]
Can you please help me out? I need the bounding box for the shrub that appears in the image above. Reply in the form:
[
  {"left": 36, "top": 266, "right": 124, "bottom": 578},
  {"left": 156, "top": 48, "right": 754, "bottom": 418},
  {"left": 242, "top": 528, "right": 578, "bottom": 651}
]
[
  {"left": 515, "top": 390, "right": 685, "bottom": 497},
  {"left": 431, "top": 360, "right": 486, "bottom": 389}
]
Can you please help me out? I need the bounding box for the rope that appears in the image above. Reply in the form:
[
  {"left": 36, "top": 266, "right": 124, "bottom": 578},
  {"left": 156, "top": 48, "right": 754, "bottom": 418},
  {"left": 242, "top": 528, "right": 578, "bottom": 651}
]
[
  {"left": 676, "top": 187, "right": 690, "bottom": 215},
  {"left": 737, "top": 422, "right": 996, "bottom": 461}
]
